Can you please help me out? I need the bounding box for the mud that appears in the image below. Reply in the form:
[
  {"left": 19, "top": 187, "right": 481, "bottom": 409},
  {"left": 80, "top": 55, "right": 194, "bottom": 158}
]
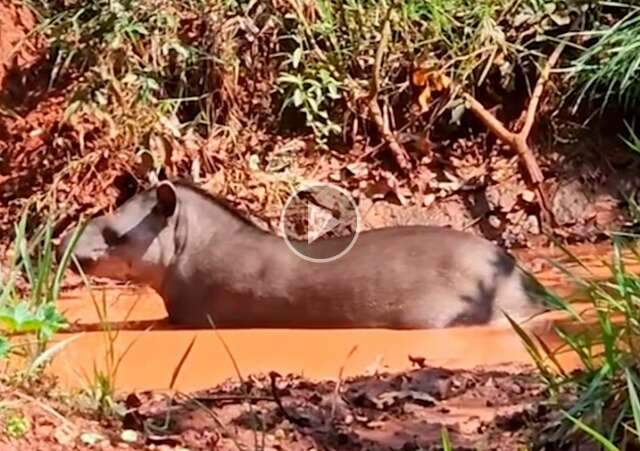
[{"left": 0, "top": 362, "right": 564, "bottom": 451}]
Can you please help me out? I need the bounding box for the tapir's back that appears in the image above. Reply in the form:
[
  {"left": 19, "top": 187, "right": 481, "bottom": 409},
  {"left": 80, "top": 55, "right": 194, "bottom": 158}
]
[{"left": 288, "top": 225, "right": 544, "bottom": 329}]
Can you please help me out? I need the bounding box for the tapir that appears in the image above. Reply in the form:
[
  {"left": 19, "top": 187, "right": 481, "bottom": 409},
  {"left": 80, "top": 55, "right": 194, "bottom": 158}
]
[{"left": 58, "top": 179, "right": 551, "bottom": 329}]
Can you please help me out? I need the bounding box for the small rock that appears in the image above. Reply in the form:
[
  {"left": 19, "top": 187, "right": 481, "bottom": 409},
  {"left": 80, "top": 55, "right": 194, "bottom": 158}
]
[
  {"left": 54, "top": 425, "right": 77, "bottom": 445},
  {"left": 120, "top": 429, "right": 138, "bottom": 443},
  {"left": 506, "top": 209, "right": 525, "bottom": 225},
  {"left": 524, "top": 215, "right": 540, "bottom": 234},
  {"left": 274, "top": 428, "right": 286, "bottom": 440},
  {"left": 80, "top": 431, "right": 105, "bottom": 446},
  {"left": 329, "top": 171, "right": 342, "bottom": 181},
  {"left": 423, "top": 193, "right": 435, "bottom": 207},
  {"left": 551, "top": 179, "right": 593, "bottom": 226},
  {"left": 521, "top": 189, "right": 536, "bottom": 203},
  {"left": 488, "top": 215, "right": 502, "bottom": 229}
]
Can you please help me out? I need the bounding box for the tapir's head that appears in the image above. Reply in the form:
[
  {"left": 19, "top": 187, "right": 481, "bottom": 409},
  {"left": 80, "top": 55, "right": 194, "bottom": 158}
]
[{"left": 58, "top": 180, "right": 180, "bottom": 286}]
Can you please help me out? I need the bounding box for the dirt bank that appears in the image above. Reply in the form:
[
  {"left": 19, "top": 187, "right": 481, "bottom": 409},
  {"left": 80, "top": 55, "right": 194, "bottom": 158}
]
[{"left": 2, "top": 361, "right": 571, "bottom": 450}]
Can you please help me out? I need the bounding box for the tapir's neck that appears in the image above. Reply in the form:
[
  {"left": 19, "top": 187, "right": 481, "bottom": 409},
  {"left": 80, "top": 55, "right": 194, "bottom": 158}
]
[
  {"left": 173, "top": 187, "right": 286, "bottom": 260},
  {"left": 177, "top": 188, "right": 272, "bottom": 239},
  {"left": 163, "top": 187, "right": 300, "bottom": 306}
]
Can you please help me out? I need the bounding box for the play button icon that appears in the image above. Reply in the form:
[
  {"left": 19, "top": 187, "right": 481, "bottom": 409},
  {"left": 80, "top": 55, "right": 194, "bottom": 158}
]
[{"left": 280, "top": 183, "right": 361, "bottom": 263}]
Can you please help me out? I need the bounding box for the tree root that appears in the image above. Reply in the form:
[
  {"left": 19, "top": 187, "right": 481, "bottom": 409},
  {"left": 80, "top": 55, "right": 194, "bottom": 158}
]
[{"left": 463, "top": 42, "right": 567, "bottom": 228}]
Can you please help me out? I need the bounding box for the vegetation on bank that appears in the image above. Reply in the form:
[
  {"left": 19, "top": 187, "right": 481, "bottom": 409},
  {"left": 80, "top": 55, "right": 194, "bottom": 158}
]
[
  {"left": 13, "top": 0, "right": 640, "bottom": 180},
  {"left": 3, "top": 0, "right": 637, "bottom": 249},
  {"left": 25, "top": 0, "right": 639, "bottom": 146},
  {"left": 510, "top": 233, "right": 640, "bottom": 448}
]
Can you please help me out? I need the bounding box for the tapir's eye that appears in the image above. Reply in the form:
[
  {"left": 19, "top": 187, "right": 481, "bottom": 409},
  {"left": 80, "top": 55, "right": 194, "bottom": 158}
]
[{"left": 103, "top": 227, "right": 124, "bottom": 246}]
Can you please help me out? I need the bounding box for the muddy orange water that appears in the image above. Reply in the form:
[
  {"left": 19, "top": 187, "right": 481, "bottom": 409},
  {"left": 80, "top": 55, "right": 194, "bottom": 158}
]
[{"left": 38, "top": 242, "right": 640, "bottom": 393}]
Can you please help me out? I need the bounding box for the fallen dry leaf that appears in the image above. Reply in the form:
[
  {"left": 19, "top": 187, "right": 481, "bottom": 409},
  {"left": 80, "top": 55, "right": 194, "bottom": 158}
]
[{"left": 412, "top": 64, "right": 452, "bottom": 113}]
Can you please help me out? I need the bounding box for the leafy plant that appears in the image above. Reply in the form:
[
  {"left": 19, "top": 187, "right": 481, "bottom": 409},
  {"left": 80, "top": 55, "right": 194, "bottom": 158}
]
[
  {"left": 0, "top": 206, "right": 82, "bottom": 370},
  {"left": 4, "top": 412, "right": 31, "bottom": 439},
  {"left": 510, "top": 236, "right": 640, "bottom": 447},
  {"left": 72, "top": 286, "right": 147, "bottom": 417},
  {"left": 570, "top": 5, "right": 640, "bottom": 115}
]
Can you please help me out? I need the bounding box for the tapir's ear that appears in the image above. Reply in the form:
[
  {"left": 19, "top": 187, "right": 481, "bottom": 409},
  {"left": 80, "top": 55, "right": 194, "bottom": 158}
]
[{"left": 156, "top": 181, "right": 177, "bottom": 217}]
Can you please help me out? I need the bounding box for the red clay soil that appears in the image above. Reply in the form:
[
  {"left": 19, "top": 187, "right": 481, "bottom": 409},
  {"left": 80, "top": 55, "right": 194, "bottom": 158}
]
[
  {"left": 0, "top": 1, "right": 39, "bottom": 87},
  {"left": 0, "top": 1, "right": 133, "bottom": 257},
  {"left": 1, "top": 364, "right": 566, "bottom": 451}
]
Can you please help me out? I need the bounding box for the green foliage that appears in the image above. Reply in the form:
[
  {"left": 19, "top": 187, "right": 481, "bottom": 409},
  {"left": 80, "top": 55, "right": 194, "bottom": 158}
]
[
  {"left": 570, "top": 5, "right": 640, "bottom": 115},
  {"left": 27, "top": 0, "right": 580, "bottom": 149},
  {"left": 3, "top": 411, "right": 31, "bottom": 440},
  {"left": 0, "top": 206, "right": 81, "bottom": 371},
  {"left": 274, "top": 0, "right": 543, "bottom": 144},
  {"left": 511, "top": 237, "right": 640, "bottom": 447},
  {"left": 32, "top": 0, "right": 221, "bottom": 150}
]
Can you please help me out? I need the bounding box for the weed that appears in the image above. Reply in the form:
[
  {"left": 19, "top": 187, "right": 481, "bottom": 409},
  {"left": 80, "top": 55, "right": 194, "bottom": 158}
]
[
  {"left": 569, "top": 4, "right": 640, "bottom": 115},
  {"left": 440, "top": 425, "right": 453, "bottom": 451},
  {"left": 0, "top": 205, "right": 81, "bottom": 375},
  {"left": 72, "top": 285, "right": 149, "bottom": 417},
  {"left": 510, "top": 236, "right": 640, "bottom": 447},
  {"left": 4, "top": 411, "right": 31, "bottom": 439},
  {"left": 24, "top": 0, "right": 592, "bottom": 154},
  {"left": 274, "top": 0, "right": 547, "bottom": 144}
]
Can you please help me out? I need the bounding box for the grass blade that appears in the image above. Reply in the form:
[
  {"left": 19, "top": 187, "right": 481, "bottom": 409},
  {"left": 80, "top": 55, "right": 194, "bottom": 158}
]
[
  {"left": 28, "top": 333, "right": 84, "bottom": 374},
  {"left": 562, "top": 411, "right": 620, "bottom": 451}
]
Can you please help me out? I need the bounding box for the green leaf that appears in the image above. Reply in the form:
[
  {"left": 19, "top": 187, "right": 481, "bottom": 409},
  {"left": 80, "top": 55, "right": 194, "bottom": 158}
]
[
  {"left": 293, "top": 89, "right": 304, "bottom": 107},
  {"left": 625, "top": 368, "right": 640, "bottom": 438},
  {"left": 327, "top": 83, "right": 340, "bottom": 99},
  {"left": 0, "top": 311, "right": 18, "bottom": 332},
  {"left": 0, "top": 336, "right": 10, "bottom": 359},
  {"left": 307, "top": 96, "right": 319, "bottom": 113},
  {"left": 17, "top": 319, "right": 44, "bottom": 334},
  {"left": 11, "top": 303, "right": 31, "bottom": 330},
  {"left": 277, "top": 73, "right": 303, "bottom": 86},
  {"left": 561, "top": 411, "right": 620, "bottom": 451}
]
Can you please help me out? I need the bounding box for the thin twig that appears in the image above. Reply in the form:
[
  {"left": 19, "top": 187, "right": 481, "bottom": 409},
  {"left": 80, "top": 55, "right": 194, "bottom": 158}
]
[
  {"left": 193, "top": 394, "right": 275, "bottom": 404},
  {"left": 520, "top": 42, "right": 567, "bottom": 139},
  {"left": 368, "top": 1, "right": 411, "bottom": 171},
  {"left": 330, "top": 344, "right": 358, "bottom": 421},
  {"left": 269, "top": 371, "right": 310, "bottom": 427}
]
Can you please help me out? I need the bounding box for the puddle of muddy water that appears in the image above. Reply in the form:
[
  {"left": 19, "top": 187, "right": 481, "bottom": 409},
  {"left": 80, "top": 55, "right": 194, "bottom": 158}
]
[
  {"left": 49, "top": 286, "right": 581, "bottom": 393},
  {"left": 43, "top": 242, "right": 639, "bottom": 393}
]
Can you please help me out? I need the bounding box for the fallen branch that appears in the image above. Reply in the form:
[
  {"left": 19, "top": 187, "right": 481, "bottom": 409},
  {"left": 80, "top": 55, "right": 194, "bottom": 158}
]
[
  {"left": 368, "top": 2, "right": 412, "bottom": 172},
  {"left": 269, "top": 371, "right": 310, "bottom": 427},
  {"left": 462, "top": 41, "right": 567, "bottom": 227}
]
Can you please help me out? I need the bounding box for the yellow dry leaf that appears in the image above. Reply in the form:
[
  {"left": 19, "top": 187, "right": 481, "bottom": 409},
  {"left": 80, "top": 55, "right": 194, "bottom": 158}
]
[
  {"left": 412, "top": 67, "right": 430, "bottom": 86},
  {"left": 412, "top": 67, "right": 451, "bottom": 113},
  {"left": 418, "top": 84, "right": 432, "bottom": 112}
]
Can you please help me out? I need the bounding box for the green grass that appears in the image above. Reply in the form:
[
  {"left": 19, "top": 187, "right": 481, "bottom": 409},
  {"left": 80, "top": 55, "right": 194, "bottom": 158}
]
[
  {"left": 569, "top": 4, "right": 640, "bottom": 115},
  {"left": 0, "top": 205, "right": 81, "bottom": 376},
  {"left": 510, "top": 236, "right": 640, "bottom": 448}
]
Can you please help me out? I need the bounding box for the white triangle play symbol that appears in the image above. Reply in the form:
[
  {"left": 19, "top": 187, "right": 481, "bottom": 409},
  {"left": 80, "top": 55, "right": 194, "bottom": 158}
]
[{"left": 307, "top": 203, "right": 340, "bottom": 244}]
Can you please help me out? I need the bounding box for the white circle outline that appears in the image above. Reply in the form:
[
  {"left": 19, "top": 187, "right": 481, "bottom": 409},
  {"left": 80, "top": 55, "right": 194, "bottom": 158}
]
[{"left": 280, "top": 182, "right": 361, "bottom": 263}]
